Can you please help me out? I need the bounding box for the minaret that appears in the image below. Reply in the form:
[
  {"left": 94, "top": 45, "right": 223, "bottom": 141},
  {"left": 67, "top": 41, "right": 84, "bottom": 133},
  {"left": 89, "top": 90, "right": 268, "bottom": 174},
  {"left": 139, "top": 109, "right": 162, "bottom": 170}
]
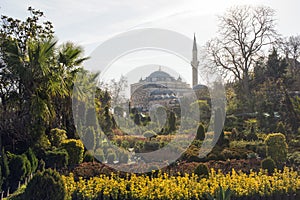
[{"left": 191, "top": 33, "right": 199, "bottom": 87}]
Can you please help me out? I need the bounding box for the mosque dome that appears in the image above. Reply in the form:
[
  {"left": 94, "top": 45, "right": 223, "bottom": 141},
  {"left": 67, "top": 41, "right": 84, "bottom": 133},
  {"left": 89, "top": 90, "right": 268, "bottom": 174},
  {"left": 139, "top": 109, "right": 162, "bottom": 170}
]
[
  {"left": 145, "top": 70, "right": 175, "bottom": 82},
  {"left": 148, "top": 71, "right": 172, "bottom": 79}
]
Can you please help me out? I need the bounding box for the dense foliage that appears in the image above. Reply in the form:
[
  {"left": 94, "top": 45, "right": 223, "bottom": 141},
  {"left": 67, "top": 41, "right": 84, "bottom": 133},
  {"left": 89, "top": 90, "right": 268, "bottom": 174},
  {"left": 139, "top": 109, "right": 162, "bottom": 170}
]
[{"left": 22, "top": 169, "right": 66, "bottom": 200}]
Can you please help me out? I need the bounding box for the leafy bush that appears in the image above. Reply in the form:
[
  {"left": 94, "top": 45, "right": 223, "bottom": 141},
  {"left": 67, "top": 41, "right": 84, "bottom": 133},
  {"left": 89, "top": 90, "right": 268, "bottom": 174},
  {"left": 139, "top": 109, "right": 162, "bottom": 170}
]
[
  {"left": 45, "top": 150, "right": 69, "bottom": 168},
  {"left": 22, "top": 154, "right": 31, "bottom": 176},
  {"left": 48, "top": 128, "right": 67, "bottom": 147},
  {"left": 61, "top": 139, "right": 84, "bottom": 166},
  {"left": 8, "top": 154, "right": 29, "bottom": 190},
  {"left": 107, "top": 152, "right": 116, "bottom": 164},
  {"left": 231, "top": 128, "right": 239, "bottom": 140},
  {"left": 81, "top": 127, "right": 96, "bottom": 151},
  {"left": 276, "top": 121, "right": 285, "bottom": 134},
  {"left": 196, "top": 123, "right": 205, "bottom": 140},
  {"left": 134, "top": 141, "right": 145, "bottom": 153},
  {"left": 119, "top": 153, "right": 129, "bottom": 164},
  {"left": 26, "top": 148, "right": 38, "bottom": 173},
  {"left": 94, "top": 148, "right": 105, "bottom": 162},
  {"left": 121, "top": 140, "right": 130, "bottom": 149},
  {"left": 0, "top": 167, "right": 2, "bottom": 190},
  {"left": 143, "top": 131, "right": 157, "bottom": 140},
  {"left": 245, "top": 126, "right": 258, "bottom": 141},
  {"left": 225, "top": 115, "right": 238, "bottom": 131},
  {"left": 287, "top": 151, "right": 300, "bottom": 166},
  {"left": 0, "top": 148, "right": 10, "bottom": 189},
  {"left": 22, "top": 169, "right": 66, "bottom": 200},
  {"left": 221, "top": 149, "right": 242, "bottom": 160},
  {"left": 194, "top": 163, "right": 209, "bottom": 178},
  {"left": 144, "top": 141, "right": 160, "bottom": 152},
  {"left": 265, "top": 133, "right": 288, "bottom": 165},
  {"left": 35, "top": 133, "right": 51, "bottom": 150},
  {"left": 261, "top": 157, "right": 276, "bottom": 174},
  {"left": 83, "top": 151, "right": 94, "bottom": 162},
  {"left": 207, "top": 153, "right": 218, "bottom": 161}
]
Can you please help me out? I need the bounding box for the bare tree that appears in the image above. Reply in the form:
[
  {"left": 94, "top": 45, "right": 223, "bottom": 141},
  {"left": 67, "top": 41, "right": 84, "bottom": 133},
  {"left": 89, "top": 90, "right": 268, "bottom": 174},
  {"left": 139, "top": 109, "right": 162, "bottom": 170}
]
[
  {"left": 101, "top": 75, "right": 128, "bottom": 108},
  {"left": 206, "top": 5, "right": 278, "bottom": 111},
  {"left": 280, "top": 35, "right": 300, "bottom": 76}
]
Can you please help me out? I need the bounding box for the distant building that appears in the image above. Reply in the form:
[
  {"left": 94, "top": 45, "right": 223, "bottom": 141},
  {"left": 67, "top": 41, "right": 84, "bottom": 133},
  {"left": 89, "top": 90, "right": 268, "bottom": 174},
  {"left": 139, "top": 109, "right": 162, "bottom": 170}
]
[
  {"left": 130, "top": 34, "right": 209, "bottom": 112},
  {"left": 130, "top": 68, "right": 190, "bottom": 111}
]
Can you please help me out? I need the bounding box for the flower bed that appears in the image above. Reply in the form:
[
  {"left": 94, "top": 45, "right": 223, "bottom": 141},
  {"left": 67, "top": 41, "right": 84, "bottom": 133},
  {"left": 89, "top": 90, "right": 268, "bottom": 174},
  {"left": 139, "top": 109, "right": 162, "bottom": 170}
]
[{"left": 62, "top": 167, "right": 300, "bottom": 200}]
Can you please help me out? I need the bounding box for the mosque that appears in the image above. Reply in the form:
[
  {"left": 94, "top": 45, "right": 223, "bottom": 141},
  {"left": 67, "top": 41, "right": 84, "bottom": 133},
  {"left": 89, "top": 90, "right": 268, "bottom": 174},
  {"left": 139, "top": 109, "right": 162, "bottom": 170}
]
[{"left": 130, "top": 35, "right": 207, "bottom": 112}]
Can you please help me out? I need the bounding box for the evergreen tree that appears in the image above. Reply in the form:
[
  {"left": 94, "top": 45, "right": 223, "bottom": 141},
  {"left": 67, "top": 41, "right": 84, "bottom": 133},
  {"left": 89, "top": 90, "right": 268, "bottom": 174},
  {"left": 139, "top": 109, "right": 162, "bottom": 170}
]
[{"left": 167, "top": 111, "right": 176, "bottom": 133}]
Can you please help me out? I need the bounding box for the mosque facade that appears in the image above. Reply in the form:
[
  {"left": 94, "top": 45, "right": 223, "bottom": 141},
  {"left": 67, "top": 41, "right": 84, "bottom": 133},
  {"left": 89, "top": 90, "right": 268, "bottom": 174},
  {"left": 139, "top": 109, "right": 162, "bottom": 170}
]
[{"left": 130, "top": 35, "right": 203, "bottom": 112}]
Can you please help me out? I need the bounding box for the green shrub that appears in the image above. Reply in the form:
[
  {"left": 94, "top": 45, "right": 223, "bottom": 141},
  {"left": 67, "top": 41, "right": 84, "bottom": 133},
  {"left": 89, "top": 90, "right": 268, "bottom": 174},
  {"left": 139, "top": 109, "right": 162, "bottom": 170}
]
[
  {"left": 231, "top": 128, "right": 239, "bottom": 140},
  {"left": 0, "top": 148, "right": 10, "bottom": 188},
  {"left": 255, "top": 144, "right": 267, "bottom": 158},
  {"left": 22, "top": 154, "right": 31, "bottom": 176},
  {"left": 287, "top": 151, "right": 300, "bottom": 166},
  {"left": 134, "top": 141, "right": 144, "bottom": 153},
  {"left": 191, "top": 139, "right": 202, "bottom": 148},
  {"left": 0, "top": 167, "right": 2, "bottom": 190},
  {"left": 246, "top": 126, "right": 258, "bottom": 141},
  {"left": 166, "top": 111, "right": 177, "bottom": 133},
  {"left": 121, "top": 140, "right": 130, "bottom": 149},
  {"left": 61, "top": 139, "right": 84, "bottom": 166},
  {"left": 261, "top": 157, "right": 276, "bottom": 174},
  {"left": 143, "top": 131, "right": 157, "bottom": 140},
  {"left": 194, "top": 163, "right": 209, "bottom": 178},
  {"left": 276, "top": 121, "right": 285, "bottom": 134},
  {"left": 48, "top": 128, "right": 67, "bottom": 147},
  {"left": 107, "top": 152, "right": 116, "bottom": 164},
  {"left": 289, "top": 139, "right": 300, "bottom": 147},
  {"left": 8, "top": 154, "right": 28, "bottom": 189},
  {"left": 265, "top": 133, "right": 288, "bottom": 165},
  {"left": 35, "top": 133, "right": 51, "bottom": 150},
  {"left": 119, "top": 153, "right": 129, "bottom": 164},
  {"left": 83, "top": 151, "right": 94, "bottom": 162},
  {"left": 207, "top": 153, "right": 218, "bottom": 161},
  {"left": 45, "top": 150, "right": 69, "bottom": 168},
  {"left": 23, "top": 169, "right": 66, "bottom": 200},
  {"left": 81, "top": 127, "right": 96, "bottom": 151},
  {"left": 144, "top": 141, "right": 160, "bottom": 151},
  {"left": 26, "top": 148, "right": 38, "bottom": 173},
  {"left": 221, "top": 149, "right": 241, "bottom": 160},
  {"left": 106, "top": 148, "right": 115, "bottom": 155},
  {"left": 94, "top": 148, "right": 105, "bottom": 162},
  {"left": 196, "top": 123, "right": 205, "bottom": 140},
  {"left": 38, "top": 159, "right": 45, "bottom": 172},
  {"left": 225, "top": 115, "right": 238, "bottom": 131}
]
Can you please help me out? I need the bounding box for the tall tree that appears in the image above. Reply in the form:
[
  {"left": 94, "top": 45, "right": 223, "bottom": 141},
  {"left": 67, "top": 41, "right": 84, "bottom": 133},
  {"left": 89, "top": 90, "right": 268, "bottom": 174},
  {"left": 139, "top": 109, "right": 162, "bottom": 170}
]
[
  {"left": 0, "top": 7, "right": 87, "bottom": 150},
  {"left": 206, "top": 5, "right": 278, "bottom": 112},
  {"left": 280, "top": 35, "right": 300, "bottom": 75}
]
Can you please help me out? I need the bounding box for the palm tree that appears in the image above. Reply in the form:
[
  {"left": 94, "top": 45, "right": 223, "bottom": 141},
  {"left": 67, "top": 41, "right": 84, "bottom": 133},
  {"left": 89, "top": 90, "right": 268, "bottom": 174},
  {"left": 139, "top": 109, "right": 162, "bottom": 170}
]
[{"left": 53, "top": 42, "right": 89, "bottom": 137}]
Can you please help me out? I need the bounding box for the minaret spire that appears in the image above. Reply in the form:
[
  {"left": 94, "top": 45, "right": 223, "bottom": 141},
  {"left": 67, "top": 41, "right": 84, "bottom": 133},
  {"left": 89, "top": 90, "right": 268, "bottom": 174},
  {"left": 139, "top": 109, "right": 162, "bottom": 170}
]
[
  {"left": 193, "top": 33, "right": 197, "bottom": 52},
  {"left": 191, "top": 33, "right": 199, "bottom": 87}
]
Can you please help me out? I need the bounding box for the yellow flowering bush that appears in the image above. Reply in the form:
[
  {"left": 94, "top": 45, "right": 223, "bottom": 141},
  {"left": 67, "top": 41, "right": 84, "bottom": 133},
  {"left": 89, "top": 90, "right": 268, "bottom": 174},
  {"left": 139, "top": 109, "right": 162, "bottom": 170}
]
[{"left": 62, "top": 167, "right": 300, "bottom": 200}]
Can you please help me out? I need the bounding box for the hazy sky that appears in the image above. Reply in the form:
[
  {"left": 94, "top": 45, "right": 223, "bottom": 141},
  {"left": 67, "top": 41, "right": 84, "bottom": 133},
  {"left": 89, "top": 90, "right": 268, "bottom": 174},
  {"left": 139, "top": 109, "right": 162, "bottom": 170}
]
[{"left": 2, "top": 0, "right": 300, "bottom": 87}]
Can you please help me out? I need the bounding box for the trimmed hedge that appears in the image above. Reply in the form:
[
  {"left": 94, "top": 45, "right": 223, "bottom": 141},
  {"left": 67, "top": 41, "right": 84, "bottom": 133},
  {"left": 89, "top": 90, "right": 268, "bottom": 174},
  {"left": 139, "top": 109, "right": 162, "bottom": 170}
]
[
  {"left": 261, "top": 157, "right": 276, "bottom": 174},
  {"left": 45, "top": 150, "right": 69, "bottom": 168},
  {"left": 23, "top": 169, "right": 66, "bottom": 200},
  {"left": 48, "top": 128, "right": 67, "bottom": 147},
  {"left": 61, "top": 139, "right": 84, "bottom": 166}
]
